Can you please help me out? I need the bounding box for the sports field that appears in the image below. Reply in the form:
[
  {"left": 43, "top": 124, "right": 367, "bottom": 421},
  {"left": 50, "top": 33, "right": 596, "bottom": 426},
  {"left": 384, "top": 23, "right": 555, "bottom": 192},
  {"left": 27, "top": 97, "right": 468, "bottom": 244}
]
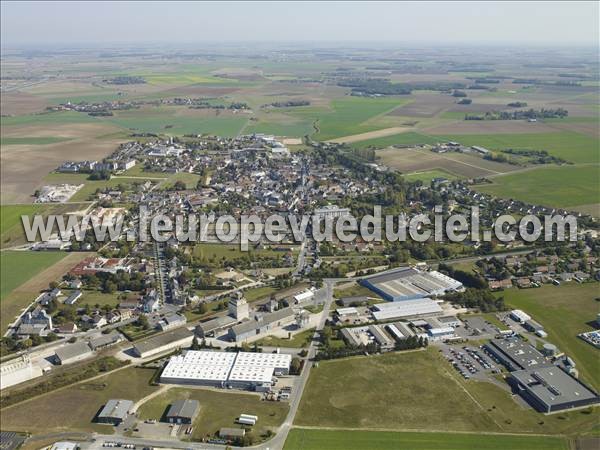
[
  {"left": 283, "top": 429, "right": 569, "bottom": 450},
  {"left": 404, "top": 169, "right": 459, "bottom": 183},
  {"left": 500, "top": 283, "right": 600, "bottom": 390},
  {"left": 474, "top": 165, "right": 599, "bottom": 209},
  {"left": 137, "top": 386, "right": 288, "bottom": 441}
]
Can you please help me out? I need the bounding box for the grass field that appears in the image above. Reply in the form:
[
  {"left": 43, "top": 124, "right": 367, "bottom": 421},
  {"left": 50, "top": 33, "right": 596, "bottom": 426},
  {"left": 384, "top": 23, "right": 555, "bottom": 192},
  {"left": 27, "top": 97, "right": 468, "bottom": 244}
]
[
  {"left": 0, "top": 251, "right": 68, "bottom": 300},
  {"left": 0, "top": 111, "right": 99, "bottom": 127},
  {"left": 1, "top": 137, "right": 72, "bottom": 145},
  {"left": 255, "top": 328, "right": 315, "bottom": 348},
  {"left": 243, "top": 286, "right": 278, "bottom": 302},
  {"left": 349, "top": 131, "right": 440, "bottom": 149},
  {"left": 295, "top": 347, "right": 599, "bottom": 436},
  {"left": 404, "top": 169, "right": 459, "bottom": 183},
  {"left": 0, "top": 366, "right": 157, "bottom": 435},
  {"left": 295, "top": 349, "right": 497, "bottom": 432},
  {"left": 102, "top": 108, "right": 248, "bottom": 137},
  {"left": 435, "top": 132, "right": 599, "bottom": 164},
  {"left": 290, "top": 97, "right": 409, "bottom": 141},
  {"left": 137, "top": 387, "right": 288, "bottom": 441},
  {"left": 500, "top": 283, "right": 600, "bottom": 390},
  {"left": 1, "top": 252, "right": 89, "bottom": 332},
  {"left": 474, "top": 165, "right": 599, "bottom": 209},
  {"left": 283, "top": 429, "right": 569, "bottom": 450}
]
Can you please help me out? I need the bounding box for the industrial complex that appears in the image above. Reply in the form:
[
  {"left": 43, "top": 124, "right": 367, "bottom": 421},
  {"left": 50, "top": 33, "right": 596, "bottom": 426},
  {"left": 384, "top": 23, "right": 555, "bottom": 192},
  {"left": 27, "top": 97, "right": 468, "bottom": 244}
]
[
  {"left": 360, "top": 267, "right": 464, "bottom": 301},
  {"left": 160, "top": 350, "right": 291, "bottom": 391}
]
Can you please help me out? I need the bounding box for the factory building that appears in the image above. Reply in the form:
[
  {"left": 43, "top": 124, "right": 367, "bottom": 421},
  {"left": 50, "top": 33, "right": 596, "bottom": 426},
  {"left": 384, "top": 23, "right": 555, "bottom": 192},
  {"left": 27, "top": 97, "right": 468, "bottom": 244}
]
[
  {"left": 509, "top": 309, "right": 531, "bottom": 323},
  {"left": 132, "top": 327, "right": 194, "bottom": 358},
  {"left": 54, "top": 341, "right": 93, "bottom": 365},
  {"left": 96, "top": 399, "right": 133, "bottom": 425},
  {"left": 371, "top": 298, "right": 443, "bottom": 321},
  {"left": 165, "top": 399, "right": 200, "bottom": 424},
  {"left": 228, "top": 307, "right": 295, "bottom": 342},
  {"left": 509, "top": 366, "right": 599, "bottom": 413},
  {"left": 195, "top": 316, "right": 237, "bottom": 338},
  {"left": 160, "top": 350, "right": 291, "bottom": 391},
  {"left": 484, "top": 337, "right": 547, "bottom": 372},
  {"left": 360, "top": 267, "right": 463, "bottom": 302}
]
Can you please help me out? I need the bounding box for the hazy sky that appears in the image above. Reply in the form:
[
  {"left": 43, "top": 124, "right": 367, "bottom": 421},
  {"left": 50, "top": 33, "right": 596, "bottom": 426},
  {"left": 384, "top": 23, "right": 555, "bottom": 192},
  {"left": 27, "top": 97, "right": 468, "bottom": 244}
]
[{"left": 1, "top": 1, "right": 598, "bottom": 47}]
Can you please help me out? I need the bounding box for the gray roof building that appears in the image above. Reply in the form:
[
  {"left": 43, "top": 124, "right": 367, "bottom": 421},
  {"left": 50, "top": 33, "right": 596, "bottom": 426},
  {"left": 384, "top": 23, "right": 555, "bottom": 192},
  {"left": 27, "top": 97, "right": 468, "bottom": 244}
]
[
  {"left": 219, "top": 427, "right": 245, "bottom": 439},
  {"left": 54, "top": 341, "right": 93, "bottom": 365},
  {"left": 165, "top": 399, "right": 200, "bottom": 424},
  {"left": 96, "top": 399, "right": 133, "bottom": 424},
  {"left": 89, "top": 331, "right": 123, "bottom": 351},
  {"left": 228, "top": 307, "right": 295, "bottom": 342},
  {"left": 132, "top": 327, "right": 194, "bottom": 358},
  {"left": 509, "top": 366, "right": 599, "bottom": 413},
  {"left": 195, "top": 316, "right": 236, "bottom": 337},
  {"left": 485, "top": 338, "right": 548, "bottom": 372}
]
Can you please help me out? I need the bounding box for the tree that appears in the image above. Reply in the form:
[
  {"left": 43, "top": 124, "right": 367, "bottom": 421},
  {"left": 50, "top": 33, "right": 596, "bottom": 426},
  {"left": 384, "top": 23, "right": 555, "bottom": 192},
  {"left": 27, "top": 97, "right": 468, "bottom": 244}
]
[
  {"left": 198, "top": 302, "right": 208, "bottom": 314},
  {"left": 191, "top": 336, "right": 200, "bottom": 350},
  {"left": 290, "top": 357, "right": 302, "bottom": 375},
  {"left": 138, "top": 314, "right": 150, "bottom": 330}
]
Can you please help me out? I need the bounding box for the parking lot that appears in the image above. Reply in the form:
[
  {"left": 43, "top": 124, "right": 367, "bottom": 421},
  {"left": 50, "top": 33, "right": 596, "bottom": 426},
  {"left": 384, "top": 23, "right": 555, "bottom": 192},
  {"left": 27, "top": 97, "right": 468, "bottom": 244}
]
[{"left": 440, "top": 344, "right": 500, "bottom": 382}]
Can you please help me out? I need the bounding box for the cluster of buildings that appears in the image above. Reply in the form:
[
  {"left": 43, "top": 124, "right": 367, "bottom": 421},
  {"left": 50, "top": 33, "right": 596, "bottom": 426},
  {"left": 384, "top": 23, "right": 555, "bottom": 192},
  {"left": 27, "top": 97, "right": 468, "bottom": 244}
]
[
  {"left": 160, "top": 350, "right": 291, "bottom": 391},
  {"left": 35, "top": 184, "right": 83, "bottom": 203}
]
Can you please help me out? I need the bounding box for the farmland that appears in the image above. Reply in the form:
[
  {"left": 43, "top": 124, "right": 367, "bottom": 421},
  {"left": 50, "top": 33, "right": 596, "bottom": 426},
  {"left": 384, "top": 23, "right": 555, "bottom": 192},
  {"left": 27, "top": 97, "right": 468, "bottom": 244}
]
[
  {"left": 137, "top": 386, "right": 288, "bottom": 441},
  {"left": 474, "top": 165, "right": 599, "bottom": 210},
  {"left": 283, "top": 429, "right": 569, "bottom": 450},
  {"left": 0, "top": 251, "right": 68, "bottom": 300},
  {"left": 433, "top": 131, "right": 599, "bottom": 164},
  {"left": 0, "top": 252, "right": 89, "bottom": 332}
]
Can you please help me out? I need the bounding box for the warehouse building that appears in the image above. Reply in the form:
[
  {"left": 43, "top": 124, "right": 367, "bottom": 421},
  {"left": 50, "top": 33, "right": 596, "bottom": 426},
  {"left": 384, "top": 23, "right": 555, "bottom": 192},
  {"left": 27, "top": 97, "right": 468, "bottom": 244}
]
[
  {"left": 228, "top": 307, "right": 295, "bottom": 342},
  {"left": 360, "top": 267, "right": 463, "bottom": 301},
  {"left": 509, "top": 366, "right": 599, "bottom": 413},
  {"left": 54, "top": 341, "right": 93, "bottom": 365},
  {"left": 132, "top": 327, "right": 194, "bottom": 358},
  {"left": 160, "top": 350, "right": 291, "bottom": 391},
  {"left": 165, "top": 399, "right": 200, "bottom": 424},
  {"left": 510, "top": 309, "right": 531, "bottom": 323},
  {"left": 340, "top": 325, "right": 395, "bottom": 351},
  {"left": 195, "top": 316, "right": 236, "bottom": 338},
  {"left": 484, "top": 337, "right": 548, "bottom": 372},
  {"left": 371, "top": 298, "right": 443, "bottom": 321},
  {"left": 385, "top": 322, "right": 415, "bottom": 341},
  {"left": 96, "top": 399, "right": 133, "bottom": 425}
]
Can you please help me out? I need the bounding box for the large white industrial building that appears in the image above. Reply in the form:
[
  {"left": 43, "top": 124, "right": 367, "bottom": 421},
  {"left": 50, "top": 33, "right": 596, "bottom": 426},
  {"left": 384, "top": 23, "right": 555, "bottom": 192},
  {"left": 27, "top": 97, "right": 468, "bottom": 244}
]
[
  {"left": 160, "top": 350, "right": 291, "bottom": 391},
  {"left": 371, "top": 298, "right": 443, "bottom": 321}
]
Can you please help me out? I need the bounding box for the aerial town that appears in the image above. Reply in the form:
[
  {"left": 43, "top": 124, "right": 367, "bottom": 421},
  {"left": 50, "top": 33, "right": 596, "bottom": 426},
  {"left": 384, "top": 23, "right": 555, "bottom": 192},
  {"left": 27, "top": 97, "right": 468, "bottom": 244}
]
[{"left": 1, "top": 3, "right": 599, "bottom": 450}]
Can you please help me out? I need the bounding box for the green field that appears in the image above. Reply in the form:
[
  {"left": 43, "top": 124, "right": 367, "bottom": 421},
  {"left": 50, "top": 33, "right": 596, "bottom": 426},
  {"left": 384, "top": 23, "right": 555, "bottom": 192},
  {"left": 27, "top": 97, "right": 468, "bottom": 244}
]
[
  {"left": 501, "top": 283, "right": 600, "bottom": 390},
  {"left": 435, "top": 132, "right": 599, "bottom": 164},
  {"left": 1, "top": 111, "right": 98, "bottom": 127},
  {"left": 295, "top": 348, "right": 599, "bottom": 436},
  {"left": 474, "top": 165, "right": 599, "bottom": 209},
  {"left": 137, "top": 387, "right": 288, "bottom": 441},
  {"left": 404, "top": 169, "right": 459, "bottom": 183},
  {"left": 349, "top": 131, "right": 440, "bottom": 149},
  {"left": 243, "top": 286, "right": 278, "bottom": 302},
  {"left": 101, "top": 108, "right": 248, "bottom": 136},
  {"left": 284, "top": 429, "right": 569, "bottom": 450},
  {"left": 296, "top": 349, "right": 497, "bottom": 432},
  {"left": 0, "top": 137, "right": 72, "bottom": 145},
  {"left": 255, "top": 328, "right": 315, "bottom": 348},
  {"left": 0, "top": 367, "right": 157, "bottom": 435},
  {"left": 290, "top": 97, "right": 409, "bottom": 140},
  {"left": 0, "top": 251, "right": 67, "bottom": 300}
]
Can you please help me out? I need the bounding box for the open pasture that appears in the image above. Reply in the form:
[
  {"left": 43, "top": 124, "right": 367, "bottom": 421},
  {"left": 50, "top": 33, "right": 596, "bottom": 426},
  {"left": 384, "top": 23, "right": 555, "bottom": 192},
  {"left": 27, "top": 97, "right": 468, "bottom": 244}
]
[
  {"left": 284, "top": 429, "right": 569, "bottom": 450},
  {"left": 473, "top": 165, "right": 599, "bottom": 210},
  {"left": 376, "top": 147, "right": 518, "bottom": 178},
  {"left": 432, "top": 131, "right": 599, "bottom": 164},
  {"left": 0, "top": 367, "right": 157, "bottom": 435}
]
